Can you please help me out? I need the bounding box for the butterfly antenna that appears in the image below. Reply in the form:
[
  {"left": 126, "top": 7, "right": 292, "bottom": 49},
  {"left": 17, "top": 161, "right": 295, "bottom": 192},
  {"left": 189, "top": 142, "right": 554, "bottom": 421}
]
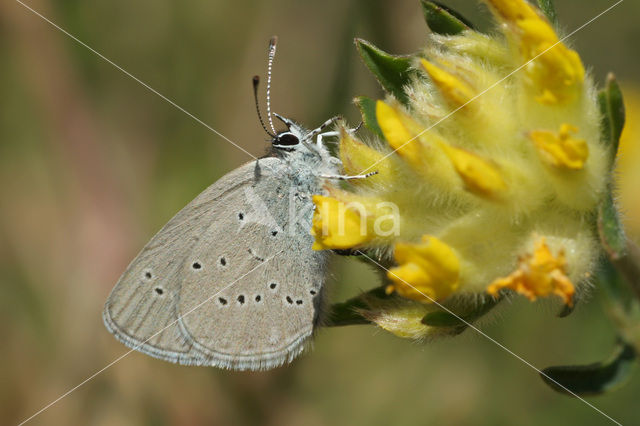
[
  {"left": 266, "top": 36, "right": 278, "bottom": 135},
  {"left": 252, "top": 76, "right": 275, "bottom": 138}
]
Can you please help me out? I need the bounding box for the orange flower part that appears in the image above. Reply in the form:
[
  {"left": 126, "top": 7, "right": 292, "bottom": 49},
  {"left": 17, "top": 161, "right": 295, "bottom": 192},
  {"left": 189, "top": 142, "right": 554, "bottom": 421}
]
[{"left": 487, "top": 237, "right": 575, "bottom": 306}]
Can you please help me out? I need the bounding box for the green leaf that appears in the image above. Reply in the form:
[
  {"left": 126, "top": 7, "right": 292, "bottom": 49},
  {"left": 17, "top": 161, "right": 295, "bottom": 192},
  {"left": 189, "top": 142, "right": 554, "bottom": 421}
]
[
  {"left": 536, "top": 0, "right": 558, "bottom": 25},
  {"left": 541, "top": 342, "right": 636, "bottom": 396},
  {"left": 420, "top": 1, "right": 471, "bottom": 35},
  {"left": 354, "top": 96, "right": 384, "bottom": 139},
  {"left": 598, "top": 189, "right": 627, "bottom": 260},
  {"left": 355, "top": 39, "right": 413, "bottom": 106},
  {"left": 598, "top": 73, "right": 626, "bottom": 165}
]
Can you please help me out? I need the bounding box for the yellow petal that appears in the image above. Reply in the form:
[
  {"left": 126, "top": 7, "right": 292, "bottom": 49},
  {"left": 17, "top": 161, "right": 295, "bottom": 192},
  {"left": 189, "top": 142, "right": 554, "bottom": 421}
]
[
  {"left": 311, "top": 195, "right": 373, "bottom": 250},
  {"left": 339, "top": 128, "right": 392, "bottom": 183},
  {"left": 439, "top": 143, "right": 507, "bottom": 198},
  {"left": 375, "top": 101, "right": 423, "bottom": 164},
  {"left": 487, "top": 237, "right": 575, "bottom": 306},
  {"left": 420, "top": 59, "right": 475, "bottom": 107},
  {"left": 529, "top": 123, "right": 589, "bottom": 170},
  {"left": 526, "top": 42, "right": 585, "bottom": 105},
  {"left": 386, "top": 235, "right": 460, "bottom": 303},
  {"left": 486, "top": 0, "right": 539, "bottom": 21},
  {"left": 486, "top": 0, "right": 584, "bottom": 105}
]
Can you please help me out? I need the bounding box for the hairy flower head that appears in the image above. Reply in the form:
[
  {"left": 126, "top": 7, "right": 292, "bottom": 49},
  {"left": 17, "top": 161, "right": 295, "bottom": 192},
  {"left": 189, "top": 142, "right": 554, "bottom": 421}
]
[{"left": 312, "top": 0, "right": 611, "bottom": 326}]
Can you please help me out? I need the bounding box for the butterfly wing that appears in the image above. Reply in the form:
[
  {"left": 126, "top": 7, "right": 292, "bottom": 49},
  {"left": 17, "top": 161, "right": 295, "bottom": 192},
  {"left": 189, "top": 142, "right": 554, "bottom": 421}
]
[{"left": 103, "top": 157, "right": 328, "bottom": 370}]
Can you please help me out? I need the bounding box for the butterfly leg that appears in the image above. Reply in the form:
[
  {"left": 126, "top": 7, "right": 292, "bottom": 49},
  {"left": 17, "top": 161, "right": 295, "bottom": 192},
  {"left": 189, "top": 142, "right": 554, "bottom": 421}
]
[
  {"left": 306, "top": 115, "right": 342, "bottom": 145},
  {"left": 314, "top": 122, "right": 361, "bottom": 148},
  {"left": 313, "top": 125, "right": 360, "bottom": 167},
  {"left": 319, "top": 171, "right": 378, "bottom": 180},
  {"left": 306, "top": 117, "right": 363, "bottom": 167},
  {"left": 315, "top": 131, "right": 339, "bottom": 148}
]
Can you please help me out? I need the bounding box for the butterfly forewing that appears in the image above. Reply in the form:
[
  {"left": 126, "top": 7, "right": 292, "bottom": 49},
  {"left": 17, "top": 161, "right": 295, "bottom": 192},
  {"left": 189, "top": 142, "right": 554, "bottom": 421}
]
[{"left": 103, "top": 157, "right": 328, "bottom": 370}]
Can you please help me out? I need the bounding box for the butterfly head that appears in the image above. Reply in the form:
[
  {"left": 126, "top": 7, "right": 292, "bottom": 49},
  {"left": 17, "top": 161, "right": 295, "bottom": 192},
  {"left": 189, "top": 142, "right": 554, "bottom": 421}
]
[{"left": 271, "top": 112, "right": 307, "bottom": 151}]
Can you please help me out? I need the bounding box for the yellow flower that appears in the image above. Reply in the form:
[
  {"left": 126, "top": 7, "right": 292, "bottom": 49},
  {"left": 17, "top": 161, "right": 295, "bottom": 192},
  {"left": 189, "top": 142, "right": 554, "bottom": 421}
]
[
  {"left": 311, "top": 195, "right": 372, "bottom": 250},
  {"left": 529, "top": 124, "right": 589, "bottom": 170},
  {"left": 311, "top": 0, "right": 611, "bottom": 336},
  {"left": 487, "top": 237, "right": 575, "bottom": 306},
  {"left": 486, "top": 0, "right": 585, "bottom": 105},
  {"left": 339, "top": 128, "right": 393, "bottom": 185},
  {"left": 420, "top": 59, "right": 475, "bottom": 107},
  {"left": 375, "top": 100, "right": 424, "bottom": 166},
  {"left": 439, "top": 143, "right": 507, "bottom": 198},
  {"left": 386, "top": 236, "right": 460, "bottom": 303}
]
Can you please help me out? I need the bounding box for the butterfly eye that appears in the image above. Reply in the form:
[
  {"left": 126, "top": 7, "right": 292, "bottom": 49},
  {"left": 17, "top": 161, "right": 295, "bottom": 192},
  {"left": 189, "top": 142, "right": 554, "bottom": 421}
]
[{"left": 275, "top": 132, "right": 299, "bottom": 146}]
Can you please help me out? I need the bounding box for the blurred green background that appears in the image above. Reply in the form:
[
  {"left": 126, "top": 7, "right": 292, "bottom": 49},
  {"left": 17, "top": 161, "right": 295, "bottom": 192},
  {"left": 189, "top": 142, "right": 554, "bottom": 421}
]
[{"left": 2, "top": 0, "right": 640, "bottom": 424}]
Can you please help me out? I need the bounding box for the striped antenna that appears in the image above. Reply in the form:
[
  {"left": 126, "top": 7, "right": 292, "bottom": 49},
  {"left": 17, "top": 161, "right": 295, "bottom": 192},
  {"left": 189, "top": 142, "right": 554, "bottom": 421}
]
[
  {"left": 252, "top": 76, "right": 275, "bottom": 138},
  {"left": 266, "top": 36, "right": 278, "bottom": 135}
]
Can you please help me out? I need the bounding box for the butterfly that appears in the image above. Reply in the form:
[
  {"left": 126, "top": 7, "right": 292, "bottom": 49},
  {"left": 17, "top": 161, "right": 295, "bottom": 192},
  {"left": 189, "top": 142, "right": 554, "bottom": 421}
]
[{"left": 103, "top": 37, "right": 363, "bottom": 370}]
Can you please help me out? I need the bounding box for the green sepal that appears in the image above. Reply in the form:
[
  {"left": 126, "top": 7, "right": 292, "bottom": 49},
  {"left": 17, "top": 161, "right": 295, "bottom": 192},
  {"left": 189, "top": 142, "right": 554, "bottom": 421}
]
[
  {"left": 421, "top": 296, "right": 500, "bottom": 328},
  {"left": 536, "top": 0, "right": 558, "bottom": 25},
  {"left": 354, "top": 96, "right": 384, "bottom": 139},
  {"left": 420, "top": 1, "right": 471, "bottom": 35},
  {"left": 355, "top": 39, "right": 413, "bottom": 106},
  {"left": 421, "top": 310, "right": 465, "bottom": 327},
  {"left": 598, "top": 189, "right": 627, "bottom": 260},
  {"left": 540, "top": 341, "right": 636, "bottom": 396},
  {"left": 557, "top": 298, "right": 577, "bottom": 318},
  {"left": 596, "top": 256, "right": 634, "bottom": 312},
  {"left": 598, "top": 73, "right": 625, "bottom": 166},
  {"left": 325, "top": 286, "right": 389, "bottom": 327}
]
